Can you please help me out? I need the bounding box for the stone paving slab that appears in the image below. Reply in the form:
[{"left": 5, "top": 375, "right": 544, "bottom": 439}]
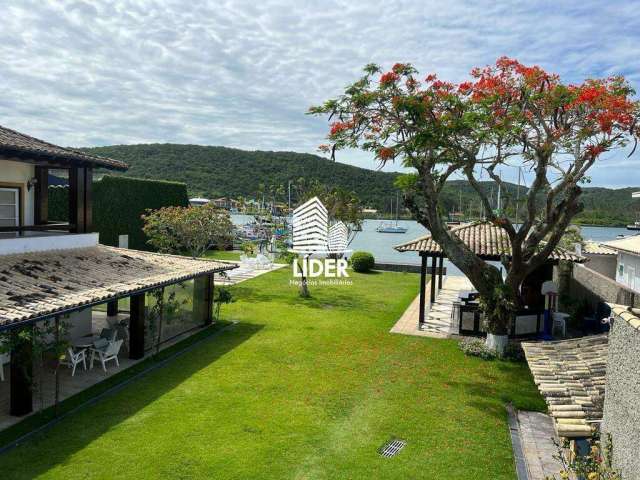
[
  {"left": 390, "top": 275, "right": 473, "bottom": 338},
  {"left": 517, "top": 410, "right": 563, "bottom": 479},
  {"left": 215, "top": 262, "right": 285, "bottom": 285}
]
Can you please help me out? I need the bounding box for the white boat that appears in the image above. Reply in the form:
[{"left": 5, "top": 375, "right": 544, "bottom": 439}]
[
  {"left": 376, "top": 223, "right": 408, "bottom": 234},
  {"left": 627, "top": 221, "right": 640, "bottom": 231},
  {"left": 376, "top": 193, "right": 408, "bottom": 234}
]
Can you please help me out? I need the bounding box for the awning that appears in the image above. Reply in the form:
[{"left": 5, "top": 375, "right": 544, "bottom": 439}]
[
  {"left": 0, "top": 245, "right": 236, "bottom": 328},
  {"left": 395, "top": 221, "right": 585, "bottom": 263},
  {"left": 522, "top": 334, "right": 608, "bottom": 438}
]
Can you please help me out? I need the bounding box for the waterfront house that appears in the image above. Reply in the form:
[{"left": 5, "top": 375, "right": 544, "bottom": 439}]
[
  {"left": 0, "top": 125, "right": 236, "bottom": 422},
  {"left": 600, "top": 235, "right": 640, "bottom": 292},
  {"left": 578, "top": 241, "right": 617, "bottom": 279}
]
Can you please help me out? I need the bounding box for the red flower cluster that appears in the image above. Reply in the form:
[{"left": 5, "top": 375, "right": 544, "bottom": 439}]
[
  {"left": 458, "top": 81, "right": 473, "bottom": 94},
  {"left": 377, "top": 147, "right": 395, "bottom": 160},
  {"left": 586, "top": 145, "right": 605, "bottom": 157},
  {"left": 329, "top": 121, "right": 353, "bottom": 136},
  {"left": 392, "top": 63, "right": 406, "bottom": 74},
  {"left": 405, "top": 77, "right": 418, "bottom": 90},
  {"left": 569, "top": 80, "right": 635, "bottom": 133},
  {"left": 380, "top": 71, "right": 400, "bottom": 85}
]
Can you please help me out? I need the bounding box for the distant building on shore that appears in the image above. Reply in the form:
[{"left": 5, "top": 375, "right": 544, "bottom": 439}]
[{"left": 189, "top": 197, "right": 210, "bottom": 207}]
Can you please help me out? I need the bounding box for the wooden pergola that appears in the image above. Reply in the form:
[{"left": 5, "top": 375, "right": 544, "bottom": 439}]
[{"left": 394, "top": 222, "right": 585, "bottom": 328}]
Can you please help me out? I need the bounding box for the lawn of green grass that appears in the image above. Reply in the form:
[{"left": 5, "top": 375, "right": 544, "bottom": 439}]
[
  {"left": 0, "top": 269, "right": 544, "bottom": 479},
  {"left": 203, "top": 250, "right": 242, "bottom": 261}
]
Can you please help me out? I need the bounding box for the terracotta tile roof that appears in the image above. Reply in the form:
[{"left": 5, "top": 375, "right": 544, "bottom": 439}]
[
  {"left": 0, "top": 125, "right": 127, "bottom": 170},
  {"left": 394, "top": 222, "right": 585, "bottom": 263},
  {"left": 583, "top": 241, "right": 616, "bottom": 255},
  {"left": 601, "top": 235, "right": 640, "bottom": 256},
  {"left": 0, "top": 245, "right": 236, "bottom": 327},
  {"left": 522, "top": 334, "right": 608, "bottom": 438}
]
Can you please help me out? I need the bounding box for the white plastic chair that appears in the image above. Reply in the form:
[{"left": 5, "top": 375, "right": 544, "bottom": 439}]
[
  {"left": 0, "top": 352, "right": 9, "bottom": 381},
  {"left": 90, "top": 339, "right": 123, "bottom": 372},
  {"left": 255, "top": 254, "right": 273, "bottom": 270},
  {"left": 552, "top": 312, "right": 569, "bottom": 338},
  {"left": 60, "top": 347, "right": 87, "bottom": 377}
]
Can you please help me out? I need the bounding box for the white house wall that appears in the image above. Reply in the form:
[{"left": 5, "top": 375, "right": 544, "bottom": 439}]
[
  {"left": 616, "top": 252, "right": 640, "bottom": 293},
  {"left": 1, "top": 159, "right": 35, "bottom": 225}
]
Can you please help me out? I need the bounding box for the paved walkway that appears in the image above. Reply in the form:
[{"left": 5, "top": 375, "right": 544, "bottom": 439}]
[
  {"left": 517, "top": 411, "right": 564, "bottom": 479},
  {"left": 390, "top": 275, "right": 474, "bottom": 338},
  {"left": 214, "top": 262, "right": 285, "bottom": 285}
]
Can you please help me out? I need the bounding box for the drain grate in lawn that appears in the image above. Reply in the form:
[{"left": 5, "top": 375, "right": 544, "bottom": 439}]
[{"left": 378, "top": 438, "right": 406, "bottom": 458}]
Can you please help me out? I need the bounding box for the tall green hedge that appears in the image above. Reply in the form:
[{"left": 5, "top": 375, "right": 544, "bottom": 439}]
[{"left": 48, "top": 175, "right": 189, "bottom": 250}]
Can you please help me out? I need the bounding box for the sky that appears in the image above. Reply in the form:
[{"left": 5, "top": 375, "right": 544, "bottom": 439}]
[{"left": 2, "top": 0, "right": 640, "bottom": 188}]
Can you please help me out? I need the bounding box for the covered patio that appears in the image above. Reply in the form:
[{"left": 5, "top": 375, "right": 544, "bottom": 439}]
[
  {"left": 0, "top": 243, "right": 236, "bottom": 426},
  {"left": 394, "top": 222, "right": 584, "bottom": 336}
]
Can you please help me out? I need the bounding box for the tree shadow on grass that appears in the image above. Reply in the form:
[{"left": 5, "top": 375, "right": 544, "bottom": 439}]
[{"left": 0, "top": 321, "right": 263, "bottom": 479}]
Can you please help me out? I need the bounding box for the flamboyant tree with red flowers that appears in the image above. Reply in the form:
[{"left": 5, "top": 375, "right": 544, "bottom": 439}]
[{"left": 310, "top": 58, "right": 639, "bottom": 340}]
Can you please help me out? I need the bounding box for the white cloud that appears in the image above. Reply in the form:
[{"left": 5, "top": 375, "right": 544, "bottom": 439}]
[{"left": 1, "top": 0, "right": 639, "bottom": 186}]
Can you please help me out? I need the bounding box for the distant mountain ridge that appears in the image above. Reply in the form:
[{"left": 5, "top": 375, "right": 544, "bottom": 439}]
[{"left": 85, "top": 143, "right": 639, "bottom": 226}]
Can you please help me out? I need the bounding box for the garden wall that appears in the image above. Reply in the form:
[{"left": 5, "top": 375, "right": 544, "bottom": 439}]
[
  {"left": 49, "top": 175, "right": 189, "bottom": 250},
  {"left": 562, "top": 263, "right": 640, "bottom": 310},
  {"left": 602, "top": 311, "right": 640, "bottom": 479},
  {"left": 373, "top": 262, "right": 422, "bottom": 273},
  {"left": 583, "top": 254, "right": 616, "bottom": 279}
]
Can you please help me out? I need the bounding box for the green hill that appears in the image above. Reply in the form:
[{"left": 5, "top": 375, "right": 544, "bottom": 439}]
[
  {"left": 87, "top": 144, "right": 397, "bottom": 211},
  {"left": 85, "top": 144, "right": 638, "bottom": 226}
]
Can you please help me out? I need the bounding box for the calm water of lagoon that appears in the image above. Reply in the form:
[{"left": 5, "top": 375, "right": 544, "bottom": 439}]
[{"left": 231, "top": 214, "right": 631, "bottom": 274}]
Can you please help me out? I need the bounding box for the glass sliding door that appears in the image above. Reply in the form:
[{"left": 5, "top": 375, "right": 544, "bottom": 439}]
[{"left": 0, "top": 187, "right": 20, "bottom": 237}]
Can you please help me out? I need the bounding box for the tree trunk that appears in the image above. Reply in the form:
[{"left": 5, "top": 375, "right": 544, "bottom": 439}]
[
  {"left": 299, "top": 275, "right": 310, "bottom": 298},
  {"left": 297, "top": 258, "right": 310, "bottom": 298},
  {"left": 480, "top": 276, "right": 517, "bottom": 337}
]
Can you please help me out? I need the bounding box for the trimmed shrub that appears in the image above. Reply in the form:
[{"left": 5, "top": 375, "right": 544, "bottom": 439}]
[
  {"left": 48, "top": 175, "right": 189, "bottom": 250},
  {"left": 350, "top": 251, "right": 375, "bottom": 273}
]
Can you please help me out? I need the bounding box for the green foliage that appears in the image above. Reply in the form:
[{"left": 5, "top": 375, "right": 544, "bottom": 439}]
[
  {"left": 274, "top": 239, "right": 297, "bottom": 265},
  {"left": 349, "top": 251, "right": 375, "bottom": 273},
  {"left": 49, "top": 176, "right": 189, "bottom": 250},
  {"left": 546, "top": 434, "right": 620, "bottom": 480},
  {"left": 80, "top": 145, "right": 639, "bottom": 226},
  {"left": 557, "top": 224, "right": 584, "bottom": 250},
  {"left": 142, "top": 203, "right": 234, "bottom": 258},
  {"left": 241, "top": 241, "right": 257, "bottom": 255},
  {"left": 213, "top": 285, "right": 234, "bottom": 321},
  {"left": 86, "top": 144, "right": 399, "bottom": 211},
  {"left": 0, "top": 268, "right": 546, "bottom": 478}
]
